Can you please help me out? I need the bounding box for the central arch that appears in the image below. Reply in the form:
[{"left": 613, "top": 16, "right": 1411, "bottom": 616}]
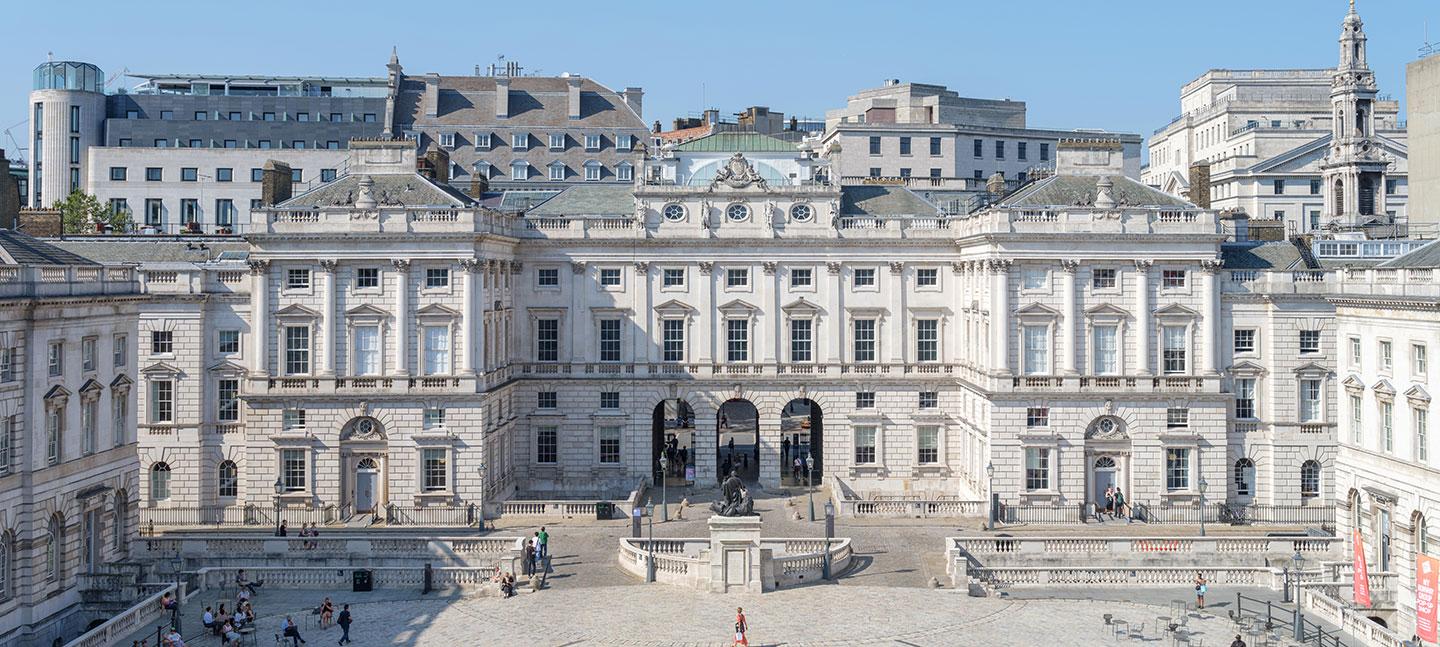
[
  {"left": 780, "top": 398, "right": 823, "bottom": 486},
  {"left": 653, "top": 399, "right": 696, "bottom": 487},
  {"left": 717, "top": 399, "right": 760, "bottom": 483}
]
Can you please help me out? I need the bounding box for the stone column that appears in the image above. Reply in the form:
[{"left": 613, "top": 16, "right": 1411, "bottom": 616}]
[
  {"left": 477, "top": 260, "right": 490, "bottom": 374},
  {"left": 989, "top": 260, "right": 1011, "bottom": 374},
  {"left": 460, "top": 259, "right": 480, "bottom": 375},
  {"left": 760, "top": 262, "right": 777, "bottom": 364},
  {"left": 697, "top": 262, "right": 714, "bottom": 363},
  {"left": 318, "top": 259, "right": 337, "bottom": 376},
  {"left": 1201, "top": 260, "right": 1221, "bottom": 376},
  {"left": 247, "top": 259, "right": 269, "bottom": 376},
  {"left": 392, "top": 260, "right": 410, "bottom": 376},
  {"left": 826, "top": 263, "right": 843, "bottom": 363},
  {"left": 1134, "top": 260, "right": 1152, "bottom": 375},
  {"left": 1060, "top": 260, "right": 1079, "bottom": 375},
  {"left": 634, "top": 262, "right": 652, "bottom": 363},
  {"left": 570, "top": 262, "right": 586, "bottom": 363},
  {"left": 951, "top": 262, "right": 965, "bottom": 364},
  {"left": 888, "top": 262, "right": 905, "bottom": 363}
]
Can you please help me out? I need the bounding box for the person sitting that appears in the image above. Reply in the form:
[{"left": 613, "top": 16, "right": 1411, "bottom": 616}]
[
  {"left": 222, "top": 621, "right": 241, "bottom": 647},
  {"left": 281, "top": 616, "right": 306, "bottom": 646},
  {"left": 163, "top": 629, "right": 185, "bottom": 647},
  {"left": 202, "top": 607, "right": 217, "bottom": 635},
  {"left": 159, "top": 592, "right": 178, "bottom": 611},
  {"left": 235, "top": 570, "right": 260, "bottom": 596},
  {"left": 319, "top": 597, "right": 334, "bottom": 628}
]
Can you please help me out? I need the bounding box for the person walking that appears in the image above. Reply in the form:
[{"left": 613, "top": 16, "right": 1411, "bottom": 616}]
[
  {"left": 731, "top": 606, "right": 749, "bottom": 646},
  {"left": 537, "top": 527, "right": 549, "bottom": 560},
  {"left": 1194, "top": 572, "right": 1208, "bottom": 610},
  {"left": 277, "top": 520, "right": 288, "bottom": 537},
  {"left": 336, "top": 604, "right": 352, "bottom": 645}
]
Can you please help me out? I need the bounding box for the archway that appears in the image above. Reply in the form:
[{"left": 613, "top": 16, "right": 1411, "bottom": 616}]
[
  {"left": 717, "top": 399, "right": 759, "bottom": 483},
  {"left": 340, "top": 416, "right": 388, "bottom": 516},
  {"left": 653, "top": 399, "right": 696, "bottom": 487},
  {"left": 779, "top": 399, "right": 823, "bottom": 486}
]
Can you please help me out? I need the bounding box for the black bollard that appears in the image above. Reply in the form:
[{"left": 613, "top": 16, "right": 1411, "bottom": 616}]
[{"left": 423, "top": 562, "right": 433, "bottom": 594}]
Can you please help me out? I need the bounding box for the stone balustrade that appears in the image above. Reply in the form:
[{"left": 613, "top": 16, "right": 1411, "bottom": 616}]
[
  {"left": 188, "top": 566, "right": 506, "bottom": 594},
  {"left": 967, "top": 565, "right": 1280, "bottom": 589},
  {"left": 617, "top": 535, "right": 852, "bottom": 591},
  {"left": 837, "top": 498, "right": 985, "bottom": 518},
  {"left": 1299, "top": 585, "right": 1408, "bottom": 647},
  {"left": 62, "top": 584, "right": 178, "bottom": 647},
  {"left": 946, "top": 535, "right": 1342, "bottom": 579},
  {"left": 136, "top": 534, "right": 526, "bottom": 570}
]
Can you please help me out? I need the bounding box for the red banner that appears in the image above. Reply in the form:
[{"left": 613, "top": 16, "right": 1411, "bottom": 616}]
[
  {"left": 1352, "top": 530, "right": 1372, "bottom": 608},
  {"left": 1418, "top": 553, "right": 1438, "bottom": 643}
]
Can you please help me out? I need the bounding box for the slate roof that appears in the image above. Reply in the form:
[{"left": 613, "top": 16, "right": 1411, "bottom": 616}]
[
  {"left": 840, "top": 186, "right": 939, "bottom": 216},
  {"left": 525, "top": 185, "right": 635, "bottom": 217},
  {"left": 397, "top": 76, "right": 646, "bottom": 129},
  {"left": 673, "top": 132, "right": 797, "bottom": 153},
  {"left": 49, "top": 239, "right": 248, "bottom": 264},
  {"left": 1221, "top": 241, "right": 1309, "bottom": 270},
  {"left": 0, "top": 230, "right": 100, "bottom": 266},
  {"left": 1379, "top": 240, "right": 1440, "bottom": 269},
  {"left": 1001, "top": 175, "right": 1193, "bottom": 208},
  {"left": 279, "top": 173, "right": 474, "bottom": 209}
]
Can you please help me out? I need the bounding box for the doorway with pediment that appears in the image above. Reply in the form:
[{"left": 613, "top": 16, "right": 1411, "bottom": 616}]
[
  {"left": 1085, "top": 415, "right": 1132, "bottom": 518},
  {"left": 340, "top": 416, "right": 389, "bottom": 516}
]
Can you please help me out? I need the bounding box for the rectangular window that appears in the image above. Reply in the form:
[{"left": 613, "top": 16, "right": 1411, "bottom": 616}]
[
  {"left": 1311, "top": 179, "right": 1322, "bottom": 195},
  {"left": 425, "top": 268, "right": 450, "bottom": 289},
  {"left": 1236, "top": 378, "right": 1257, "bottom": 419},
  {"left": 1300, "top": 379, "right": 1323, "bottom": 423},
  {"left": 113, "top": 334, "right": 127, "bottom": 367},
  {"left": 929, "top": 137, "right": 942, "bottom": 156},
  {"left": 916, "top": 268, "right": 938, "bottom": 287},
  {"left": 425, "top": 408, "right": 447, "bottom": 429},
  {"left": 47, "top": 341, "right": 63, "bottom": 376},
  {"left": 598, "top": 426, "right": 622, "bottom": 464},
  {"left": 1299, "top": 330, "right": 1321, "bottom": 354},
  {"left": 599, "top": 319, "right": 622, "bottom": 362},
  {"left": 1040, "top": 143, "right": 1050, "bottom": 161},
  {"left": 537, "top": 268, "right": 559, "bottom": 287},
  {"left": 150, "top": 379, "right": 174, "bottom": 423},
  {"left": 356, "top": 268, "right": 380, "bottom": 289},
  {"left": 536, "top": 426, "right": 558, "bottom": 463},
  {"left": 1167, "top": 407, "right": 1189, "bottom": 428},
  {"left": 287, "top": 268, "right": 311, "bottom": 290},
  {"left": 1162, "top": 326, "right": 1187, "bottom": 374},
  {"left": 1380, "top": 340, "right": 1393, "bottom": 370},
  {"left": 790, "top": 319, "right": 813, "bottom": 363},
  {"left": 145, "top": 167, "right": 163, "bottom": 181},
  {"left": 1023, "top": 325, "right": 1049, "bottom": 375},
  {"left": 917, "top": 426, "right": 939, "bottom": 464},
  {"left": 353, "top": 326, "right": 379, "bottom": 375},
  {"left": 727, "top": 319, "right": 749, "bottom": 362},
  {"left": 599, "top": 268, "right": 622, "bottom": 286},
  {"left": 1092, "top": 268, "right": 1117, "bottom": 289},
  {"left": 916, "top": 319, "right": 938, "bottom": 362},
  {"left": 1350, "top": 394, "right": 1364, "bottom": 444},
  {"left": 726, "top": 268, "right": 749, "bottom": 288},
  {"left": 536, "top": 319, "right": 559, "bottom": 362},
  {"left": 868, "top": 136, "right": 881, "bottom": 155},
  {"left": 662, "top": 319, "right": 685, "bottom": 362},
  {"left": 320, "top": 169, "right": 336, "bottom": 183},
  {"left": 0, "top": 417, "right": 11, "bottom": 474},
  {"left": 81, "top": 338, "right": 96, "bottom": 372},
  {"left": 1165, "top": 448, "right": 1191, "bottom": 491},
  {"left": 423, "top": 326, "right": 450, "bottom": 375},
  {"left": 616, "top": 134, "right": 633, "bottom": 151},
  {"left": 1162, "top": 270, "right": 1187, "bottom": 289},
  {"left": 46, "top": 408, "right": 63, "bottom": 465},
  {"left": 995, "top": 140, "right": 1005, "bottom": 159},
  {"left": 899, "top": 137, "right": 911, "bottom": 155},
  {"left": 1351, "top": 337, "right": 1363, "bottom": 366},
  {"left": 599, "top": 392, "right": 620, "bottom": 409},
  {"left": 1416, "top": 344, "right": 1429, "bottom": 376},
  {"left": 537, "top": 392, "right": 557, "bottom": 409},
  {"left": 1017, "top": 141, "right": 1028, "bottom": 160},
  {"left": 109, "top": 167, "right": 127, "bottom": 181},
  {"left": 422, "top": 448, "right": 448, "bottom": 491},
  {"left": 150, "top": 330, "right": 173, "bottom": 355},
  {"left": 1234, "top": 329, "right": 1256, "bottom": 354},
  {"left": 855, "top": 392, "right": 876, "bottom": 408},
  {"left": 1417, "top": 408, "right": 1429, "bottom": 462},
  {"left": 251, "top": 168, "right": 264, "bottom": 182},
  {"left": 790, "top": 268, "right": 812, "bottom": 287},
  {"left": 585, "top": 134, "right": 602, "bottom": 151},
  {"left": 215, "top": 167, "right": 232, "bottom": 182},
  {"left": 512, "top": 133, "right": 528, "bottom": 150},
  {"left": 440, "top": 132, "right": 457, "bottom": 148},
  {"left": 285, "top": 326, "right": 310, "bottom": 374},
  {"left": 1025, "top": 447, "right": 1050, "bottom": 490},
  {"left": 1027, "top": 407, "right": 1049, "bottom": 428},
  {"left": 1382, "top": 401, "right": 1394, "bottom": 451},
  {"left": 853, "top": 319, "right": 876, "bottom": 362},
  {"left": 281, "top": 449, "right": 306, "bottom": 491},
  {"left": 853, "top": 426, "right": 877, "bottom": 464},
  {"left": 973, "top": 139, "right": 983, "bottom": 158},
  {"left": 81, "top": 399, "right": 96, "bottom": 455},
  {"left": 1022, "top": 268, "right": 1047, "bottom": 290},
  {"left": 180, "top": 198, "right": 199, "bottom": 224},
  {"left": 1093, "top": 325, "right": 1118, "bottom": 374},
  {"left": 1273, "top": 179, "right": 1285, "bottom": 195},
  {"left": 617, "top": 164, "right": 633, "bottom": 181},
  {"left": 282, "top": 409, "right": 306, "bottom": 431},
  {"left": 181, "top": 167, "right": 198, "bottom": 182},
  {"left": 217, "top": 379, "right": 239, "bottom": 422},
  {"left": 854, "top": 268, "right": 876, "bottom": 287},
  {"left": 869, "top": 167, "right": 881, "bottom": 178},
  {"left": 918, "top": 391, "right": 938, "bottom": 409}
]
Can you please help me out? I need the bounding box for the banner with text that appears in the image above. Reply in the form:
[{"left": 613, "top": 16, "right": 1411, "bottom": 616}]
[
  {"left": 1418, "top": 553, "right": 1438, "bottom": 643},
  {"left": 1352, "top": 529, "right": 1372, "bottom": 608}
]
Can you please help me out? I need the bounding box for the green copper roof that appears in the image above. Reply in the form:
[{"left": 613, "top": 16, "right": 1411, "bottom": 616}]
[{"left": 673, "top": 131, "right": 798, "bottom": 153}]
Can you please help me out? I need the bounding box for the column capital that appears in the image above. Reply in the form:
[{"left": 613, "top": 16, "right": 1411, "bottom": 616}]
[
  {"left": 826, "top": 262, "right": 842, "bottom": 276},
  {"left": 987, "top": 259, "right": 1012, "bottom": 274},
  {"left": 1133, "top": 259, "right": 1154, "bottom": 271},
  {"left": 391, "top": 259, "right": 411, "bottom": 272},
  {"left": 318, "top": 259, "right": 338, "bottom": 273},
  {"left": 888, "top": 261, "right": 904, "bottom": 275},
  {"left": 570, "top": 261, "right": 587, "bottom": 274},
  {"left": 698, "top": 261, "right": 714, "bottom": 276},
  {"left": 460, "top": 258, "right": 482, "bottom": 273},
  {"left": 509, "top": 260, "right": 523, "bottom": 274},
  {"left": 633, "top": 261, "right": 650, "bottom": 274},
  {"left": 762, "top": 262, "right": 777, "bottom": 276},
  {"left": 1060, "top": 259, "right": 1080, "bottom": 273},
  {"left": 247, "top": 259, "right": 270, "bottom": 275},
  {"left": 1199, "top": 259, "right": 1224, "bottom": 274},
  {"left": 950, "top": 261, "right": 965, "bottom": 275}
]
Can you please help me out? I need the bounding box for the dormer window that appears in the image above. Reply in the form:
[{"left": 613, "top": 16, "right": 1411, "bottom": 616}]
[
  {"left": 548, "top": 133, "right": 565, "bottom": 151},
  {"left": 584, "top": 161, "right": 602, "bottom": 181},
  {"left": 548, "top": 162, "right": 566, "bottom": 181},
  {"left": 616, "top": 134, "right": 633, "bottom": 151},
  {"left": 585, "top": 134, "right": 602, "bottom": 151},
  {"left": 511, "top": 161, "right": 528, "bottom": 181},
  {"left": 617, "top": 162, "right": 633, "bottom": 182},
  {"left": 474, "top": 133, "right": 491, "bottom": 150},
  {"left": 439, "top": 132, "right": 456, "bottom": 149},
  {"left": 512, "top": 133, "right": 528, "bottom": 150}
]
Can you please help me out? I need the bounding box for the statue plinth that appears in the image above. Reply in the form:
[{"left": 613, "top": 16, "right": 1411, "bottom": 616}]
[{"left": 707, "top": 515, "right": 763, "bottom": 593}]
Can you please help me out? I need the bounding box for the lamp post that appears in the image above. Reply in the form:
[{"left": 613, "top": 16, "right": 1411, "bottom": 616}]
[
  {"left": 823, "top": 500, "right": 835, "bottom": 579},
  {"left": 476, "top": 462, "right": 486, "bottom": 531},
  {"left": 1198, "top": 478, "right": 1209, "bottom": 537},
  {"left": 272, "top": 477, "right": 284, "bottom": 536},
  {"left": 659, "top": 454, "right": 670, "bottom": 522},
  {"left": 805, "top": 454, "right": 815, "bottom": 522},
  {"left": 1292, "top": 550, "right": 1306, "bottom": 641},
  {"left": 985, "top": 461, "right": 996, "bottom": 531},
  {"left": 645, "top": 503, "right": 656, "bottom": 583}
]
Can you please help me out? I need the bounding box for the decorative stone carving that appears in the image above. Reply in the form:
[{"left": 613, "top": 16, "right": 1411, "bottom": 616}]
[
  {"left": 509, "top": 261, "right": 523, "bottom": 274},
  {"left": 709, "top": 153, "right": 769, "bottom": 191},
  {"left": 246, "top": 259, "right": 270, "bottom": 275},
  {"left": 888, "top": 261, "right": 904, "bottom": 275},
  {"left": 570, "top": 261, "right": 587, "bottom": 274},
  {"left": 951, "top": 262, "right": 966, "bottom": 275},
  {"left": 698, "top": 262, "right": 714, "bottom": 275},
  {"left": 761, "top": 262, "right": 777, "bottom": 276},
  {"left": 1134, "top": 259, "right": 1153, "bottom": 271},
  {"left": 1060, "top": 259, "right": 1080, "bottom": 273},
  {"left": 634, "top": 262, "right": 650, "bottom": 274},
  {"left": 826, "top": 262, "right": 842, "bottom": 275},
  {"left": 1199, "top": 259, "right": 1224, "bottom": 274},
  {"left": 391, "top": 260, "right": 411, "bottom": 272},
  {"left": 460, "top": 258, "right": 482, "bottom": 273},
  {"left": 1085, "top": 416, "right": 1128, "bottom": 440},
  {"left": 318, "top": 259, "right": 338, "bottom": 273}
]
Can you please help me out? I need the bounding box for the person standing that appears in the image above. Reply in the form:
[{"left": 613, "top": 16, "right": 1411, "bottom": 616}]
[
  {"left": 732, "top": 607, "right": 749, "bottom": 646},
  {"left": 522, "top": 538, "right": 535, "bottom": 576},
  {"left": 1194, "top": 572, "right": 1208, "bottom": 609},
  {"left": 1114, "top": 487, "right": 1129, "bottom": 522},
  {"left": 336, "top": 604, "right": 352, "bottom": 645},
  {"left": 277, "top": 520, "right": 288, "bottom": 537},
  {"left": 1229, "top": 635, "right": 1247, "bottom": 647},
  {"left": 1103, "top": 485, "right": 1115, "bottom": 520},
  {"left": 537, "top": 527, "right": 549, "bottom": 560}
]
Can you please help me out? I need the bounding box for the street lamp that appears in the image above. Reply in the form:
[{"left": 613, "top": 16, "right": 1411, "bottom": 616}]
[
  {"left": 659, "top": 454, "right": 670, "bottom": 522},
  {"left": 1292, "top": 550, "right": 1307, "bottom": 641},
  {"left": 272, "top": 477, "right": 284, "bottom": 536},
  {"left": 985, "top": 461, "right": 996, "bottom": 531},
  {"left": 822, "top": 500, "right": 835, "bottom": 579},
  {"left": 645, "top": 503, "right": 656, "bottom": 583},
  {"left": 1198, "top": 478, "right": 1209, "bottom": 537},
  {"left": 805, "top": 454, "right": 815, "bottom": 522},
  {"left": 476, "top": 462, "right": 486, "bottom": 531}
]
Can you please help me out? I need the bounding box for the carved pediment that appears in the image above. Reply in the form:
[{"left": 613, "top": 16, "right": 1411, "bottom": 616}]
[
  {"left": 110, "top": 374, "right": 133, "bottom": 390},
  {"left": 141, "top": 361, "right": 182, "bottom": 376},
  {"left": 78, "top": 379, "right": 105, "bottom": 395},
  {"left": 208, "top": 360, "right": 248, "bottom": 375},
  {"left": 275, "top": 303, "right": 321, "bottom": 319},
  {"left": 1342, "top": 374, "right": 1366, "bottom": 393},
  {"left": 1293, "top": 362, "right": 1331, "bottom": 377},
  {"left": 415, "top": 303, "right": 461, "bottom": 320},
  {"left": 346, "top": 303, "right": 391, "bottom": 319},
  {"left": 1015, "top": 302, "right": 1062, "bottom": 320},
  {"left": 653, "top": 299, "right": 698, "bottom": 316},
  {"left": 1372, "top": 378, "right": 1396, "bottom": 397},
  {"left": 1153, "top": 303, "right": 1200, "bottom": 320},
  {"left": 44, "top": 384, "right": 72, "bottom": 401},
  {"left": 1228, "top": 360, "right": 1268, "bottom": 377},
  {"left": 1085, "top": 303, "right": 1131, "bottom": 319},
  {"left": 781, "top": 298, "right": 823, "bottom": 315},
  {"left": 717, "top": 299, "right": 760, "bottom": 315},
  {"left": 1406, "top": 385, "right": 1431, "bottom": 405}
]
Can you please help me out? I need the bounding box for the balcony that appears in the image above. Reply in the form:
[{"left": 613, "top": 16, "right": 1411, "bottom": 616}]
[
  {"left": 256, "top": 374, "right": 478, "bottom": 395},
  {"left": 0, "top": 264, "right": 138, "bottom": 299},
  {"left": 1007, "top": 374, "right": 1220, "bottom": 394},
  {"left": 516, "top": 362, "right": 960, "bottom": 379},
  {"left": 256, "top": 207, "right": 517, "bottom": 236},
  {"left": 953, "top": 207, "right": 1218, "bottom": 238}
]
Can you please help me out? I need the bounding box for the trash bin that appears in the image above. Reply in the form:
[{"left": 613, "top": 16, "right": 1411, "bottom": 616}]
[
  {"left": 352, "top": 569, "right": 373, "bottom": 592},
  {"left": 595, "top": 502, "right": 614, "bottom": 520}
]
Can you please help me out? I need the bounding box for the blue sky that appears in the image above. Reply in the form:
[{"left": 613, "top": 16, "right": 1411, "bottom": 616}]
[{"left": 2, "top": 0, "right": 1436, "bottom": 161}]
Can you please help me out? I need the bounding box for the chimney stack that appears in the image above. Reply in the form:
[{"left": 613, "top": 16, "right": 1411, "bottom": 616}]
[
  {"left": 704, "top": 109, "right": 720, "bottom": 126},
  {"left": 494, "top": 77, "right": 510, "bottom": 119},
  {"left": 420, "top": 148, "right": 451, "bottom": 184},
  {"left": 986, "top": 172, "right": 1007, "bottom": 195},
  {"left": 1188, "top": 161, "right": 1212, "bottom": 208},
  {"left": 423, "top": 73, "right": 440, "bottom": 118},
  {"left": 261, "top": 160, "right": 294, "bottom": 206},
  {"left": 567, "top": 76, "right": 583, "bottom": 120},
  {"left": 621, "top": 87, "right": 644, "bottom": 118},
  {"left": 0, "top": 149, "right": 19, "bottom": 230}
]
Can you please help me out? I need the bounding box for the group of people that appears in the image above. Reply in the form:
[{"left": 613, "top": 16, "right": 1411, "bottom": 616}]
[
  {"left": 297, "top": 523, "right": 322, "bottom": 549},
  {"left": 202, "top": 601, "right": 256, "bottom": 646},
  {"left": 490, "top": 568, "right": 518, "bottom": 598},
  {"left": 1101, "top": 485, "right": 1131, "bottom": 522},
  {"left": 661, "top": 436, "right": 690, "bottom": 479},
  {"left": 521, "top": 527, "right": 550, "bottom": 576},
  {"left": 276, "top": 601, "right": 353, "bottom": 646}
]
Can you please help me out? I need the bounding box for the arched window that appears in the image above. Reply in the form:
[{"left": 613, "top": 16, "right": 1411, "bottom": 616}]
[
  {"left": 1300, "top": 460, "right": 1321, "bottom": 500},
  {"left": 46, "top": 514, "right": 64, "bottom": 582},
  {"left": 1234, "top": 458, "right": 1256, "bottom": 497},
  {"left": 218, "top": 460, "right": 238, "bottom": 498},
  {"left": 1415, "top": 511, "right": 1430, "bottom": 559},
  {"left": 150, "top": 462, "right": 172, "bottom": 501},
  {"left": 0, "top": 531, "right": 13, "bottom": 600}
]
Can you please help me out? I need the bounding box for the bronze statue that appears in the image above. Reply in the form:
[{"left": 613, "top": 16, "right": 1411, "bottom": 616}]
[{"left": 710, "top": 471, "right": 755, "bottom": 516}]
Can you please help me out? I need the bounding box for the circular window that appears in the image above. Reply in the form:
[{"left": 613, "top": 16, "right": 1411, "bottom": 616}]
[
  {"left": 790, "top": 203, "right": 813, "bottom": 222},
  {"left": 662, "top": 203, "right": 686, "bottom": 222},
  {"left": 726, "top": 203, "right": 751, "bottom": 222}
]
